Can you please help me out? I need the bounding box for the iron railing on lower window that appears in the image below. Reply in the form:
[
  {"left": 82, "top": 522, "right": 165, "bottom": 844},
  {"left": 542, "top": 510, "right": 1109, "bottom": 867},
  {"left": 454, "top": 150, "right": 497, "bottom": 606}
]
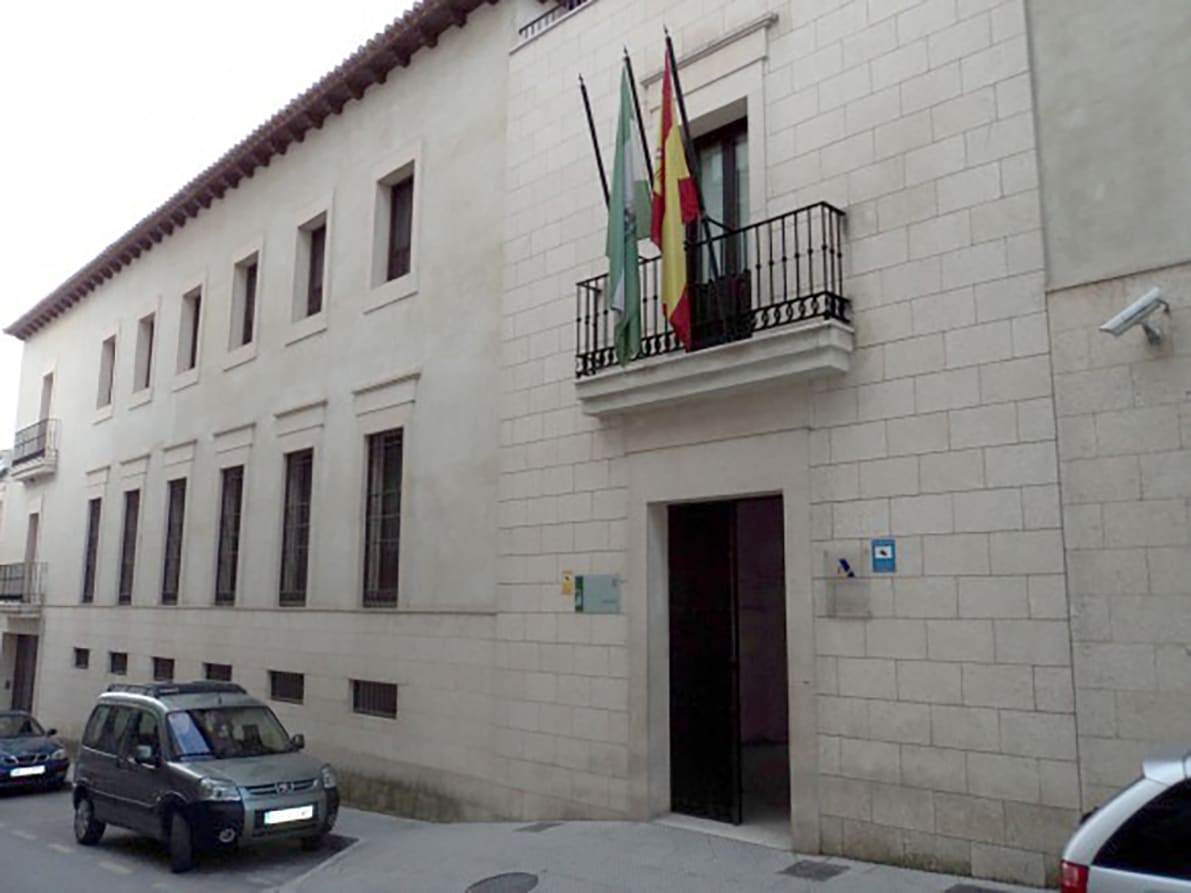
[
  {"left": 576, "top": 202, "right": 848, "bottom": 378},
  {"left": 517, "top": 0, "right": 591, "bottom": 41},
  {"left": 11, "top": 419, "right": 58, "bottom": 467},
  {"left": 0, "top": 563, "right": 46, "bottom": 604}
]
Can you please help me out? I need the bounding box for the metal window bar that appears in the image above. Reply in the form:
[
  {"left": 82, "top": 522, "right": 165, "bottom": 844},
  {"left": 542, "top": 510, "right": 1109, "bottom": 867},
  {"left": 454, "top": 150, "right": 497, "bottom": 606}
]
[
  {"left": 279, "top": 451, "right": 313, "bottom": 607},
  {"left": 204, "top": 662, "right": 233, "bottom": 682},
  {"left": 12, "top": 419, "right": 58, "bottom": 467},
  {"left": 363, "top": 429, "right": 403, "bottom": 607},
  {"left": 575, "top": 202, "right": 847, "bottom": 377},
  {"left": 152, "top": 657, "right": 175, "bottom": 682},
  {"left": 517, "top": 0, "right": 590, "bottom": 40},
  {"left": 352, "top": 680, "right": 398, "bottom": 718},
  {"left": 0, "top": 563, "right": 46, "bottom": 604}
]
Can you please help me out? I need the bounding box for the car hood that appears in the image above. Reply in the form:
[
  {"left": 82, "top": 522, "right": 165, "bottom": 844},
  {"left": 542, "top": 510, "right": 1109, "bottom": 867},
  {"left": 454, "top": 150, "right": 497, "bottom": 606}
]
[
  {"left": 180, "top": 750, "right": 325, "bottom": 786},
  {"left": 0, "top": 736, "right": 59, "bottom": 758}
]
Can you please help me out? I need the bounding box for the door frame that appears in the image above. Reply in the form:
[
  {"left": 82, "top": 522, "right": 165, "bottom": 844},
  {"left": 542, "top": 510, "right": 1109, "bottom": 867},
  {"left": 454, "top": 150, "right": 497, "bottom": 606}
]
[{"left": 625, "top": 426, "right": 819, "bottom": 851}]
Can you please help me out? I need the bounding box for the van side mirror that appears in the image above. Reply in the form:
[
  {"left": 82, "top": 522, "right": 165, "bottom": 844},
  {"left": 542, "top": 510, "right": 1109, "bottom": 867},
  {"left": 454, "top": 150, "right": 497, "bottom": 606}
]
[
  {"left": 133, "top": 744, "right": 159, "bottom": 767},
  {"left": 45, "top": 728, "right": 58, "bottom": 737},
  {"left": 290, "top": 734, "right": 305, "bottom": 751}
]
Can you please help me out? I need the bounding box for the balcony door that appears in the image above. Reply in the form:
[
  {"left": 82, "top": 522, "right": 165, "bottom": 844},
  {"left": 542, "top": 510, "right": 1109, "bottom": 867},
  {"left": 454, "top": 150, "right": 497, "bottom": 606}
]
[{"left": 689, "top": 120, "right": 751, "bottom": 350}]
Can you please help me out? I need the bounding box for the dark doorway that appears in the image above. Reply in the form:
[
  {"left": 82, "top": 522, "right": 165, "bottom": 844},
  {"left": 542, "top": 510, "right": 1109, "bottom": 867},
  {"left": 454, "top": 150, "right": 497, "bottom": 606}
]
[
  {"left": 668, "top": 496, "right": 789, "bottom": 829},
  {"left": 12, "top": 634, "right": 38, "bottom": 711}
]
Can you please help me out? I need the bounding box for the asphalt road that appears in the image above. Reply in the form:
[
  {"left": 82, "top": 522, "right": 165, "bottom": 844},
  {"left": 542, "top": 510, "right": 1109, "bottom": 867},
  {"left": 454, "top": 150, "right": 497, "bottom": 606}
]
[{"left": 0, "top": 785, "right": 351, "bottom": 893}]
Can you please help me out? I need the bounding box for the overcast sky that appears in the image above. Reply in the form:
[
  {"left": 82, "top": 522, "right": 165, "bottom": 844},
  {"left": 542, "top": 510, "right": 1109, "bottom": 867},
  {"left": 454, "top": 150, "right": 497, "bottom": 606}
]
[{"left": 0, "top": 0, "right": 417, "bottom": 446}]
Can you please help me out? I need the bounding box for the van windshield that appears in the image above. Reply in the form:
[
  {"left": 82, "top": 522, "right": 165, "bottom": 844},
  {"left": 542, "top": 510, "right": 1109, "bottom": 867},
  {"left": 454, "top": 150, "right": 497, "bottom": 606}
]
[{"left": 167, "top": 706, "right": 293, "bottom": 760}]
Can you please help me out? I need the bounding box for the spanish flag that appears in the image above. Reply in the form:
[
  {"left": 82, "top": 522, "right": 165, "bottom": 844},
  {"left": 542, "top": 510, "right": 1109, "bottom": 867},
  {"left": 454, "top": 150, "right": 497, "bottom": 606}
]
[{"left": 650, "top": 52, "right": 700, "bottom": 350}]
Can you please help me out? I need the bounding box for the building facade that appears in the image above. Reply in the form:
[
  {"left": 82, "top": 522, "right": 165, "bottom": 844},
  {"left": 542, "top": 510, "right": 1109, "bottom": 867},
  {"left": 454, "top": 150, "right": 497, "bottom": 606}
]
[{"left": 0, "top": 0, "right": 1187, "bottom": 886}]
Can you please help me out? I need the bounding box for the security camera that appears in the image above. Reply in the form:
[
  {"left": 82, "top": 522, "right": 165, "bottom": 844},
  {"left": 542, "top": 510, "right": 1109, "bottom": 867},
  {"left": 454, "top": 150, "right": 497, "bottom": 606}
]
[{"left": 1099, "top": 287, "right": 1170, "bottom": 344}]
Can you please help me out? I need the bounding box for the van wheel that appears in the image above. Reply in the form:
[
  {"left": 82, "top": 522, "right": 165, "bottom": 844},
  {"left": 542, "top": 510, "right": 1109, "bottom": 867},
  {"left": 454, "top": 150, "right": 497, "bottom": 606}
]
[
  {"left": 300, "top": 833, "right": 325, "bottom": 852},
  {"left": 168, "top": 812, "right": 195, "bottom": 874},
  {"left": 73, "top": 795, "right": 105, "bottom": 845}
]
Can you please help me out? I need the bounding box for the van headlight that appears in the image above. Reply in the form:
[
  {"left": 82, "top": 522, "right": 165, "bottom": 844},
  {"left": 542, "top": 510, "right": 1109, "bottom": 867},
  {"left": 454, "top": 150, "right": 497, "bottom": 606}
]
[
  {"left": 320, "top": 765, "right": 337, "bottom": 790},
  {"left": 198, "top": 778, "right": 242, "bottom": 801},
  {"left": 51, "top": 748, "right": 67, "bottom": 761}
]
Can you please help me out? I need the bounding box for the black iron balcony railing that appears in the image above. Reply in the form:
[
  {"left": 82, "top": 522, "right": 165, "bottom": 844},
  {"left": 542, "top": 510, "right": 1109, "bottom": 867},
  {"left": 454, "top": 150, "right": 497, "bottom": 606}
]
[
  {"left": 575, "top": 202, "right": 848, "bottom": 378},
  {"left": 517, "top": 0, "right": 591, "bottom": 40},
  {"left": 0, "top": 563, "right": 46, "bottom": 605},
  {"left": 11, "top": 418, "right": 58, "bottom": 467}
]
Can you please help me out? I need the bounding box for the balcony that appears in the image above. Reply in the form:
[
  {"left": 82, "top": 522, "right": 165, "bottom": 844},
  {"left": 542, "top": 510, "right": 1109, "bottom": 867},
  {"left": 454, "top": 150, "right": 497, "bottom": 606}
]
[
  {"left": 574, "top": 203, "right": 852, "bottom": 416},
  {"left": 9, "top": 419, "right": 58, "bottom": 482},
  {"left": 0, "top": 563, "right": 44, "bottom": 611}
]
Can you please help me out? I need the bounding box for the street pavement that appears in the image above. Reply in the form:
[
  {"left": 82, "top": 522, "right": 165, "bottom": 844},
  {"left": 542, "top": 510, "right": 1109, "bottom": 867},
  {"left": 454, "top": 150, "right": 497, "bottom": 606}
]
[
  {"left": 0, "top": 785, "right": 350, "bottom": 892},
  {"left": 1, "top": 785, "right": 1049, "bottom": 892}
]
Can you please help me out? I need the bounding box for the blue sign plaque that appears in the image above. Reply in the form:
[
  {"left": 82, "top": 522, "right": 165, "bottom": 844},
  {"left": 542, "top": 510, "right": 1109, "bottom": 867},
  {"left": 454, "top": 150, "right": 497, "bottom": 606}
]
[{"left": 871, "top": 539, "right": 896, "bottom": 574}]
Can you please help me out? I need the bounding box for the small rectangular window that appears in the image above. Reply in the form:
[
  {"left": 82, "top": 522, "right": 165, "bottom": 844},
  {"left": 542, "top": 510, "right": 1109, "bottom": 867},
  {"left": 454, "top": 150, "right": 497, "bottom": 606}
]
[
  {"left": 352, "top": 679, "right": 398, "bottom": 718},
  {"left": 215, "top": 466, "right": 244, "bottom": 606},
  {"left": 118, "top": 489, "right": 140, "bottom": 605},
  {"left": 204, "top": 662, "right": 233, "bottom": 682},
  {"left": 279, "top": 449, "right": 313, "bottom": 607},
  {"left": 81, "top": 498, "right": 102, "bottom": 603},
  {"left": 74, "top": 647, "right": 90, "bottom": 669},
  {"left": 269, "top": 670, "right": 304, "bottom": 704},
  {"left": 307, "top": 225, "right": 326, "bottom": 316},
  {"left": 152, "top": 656, "right": 174, "bottom": 682},
  {"left": 109, "top": 651, "right": 128, "bottom": 676},
  {"left": 98, "top": 336, "right": 117, "bottom": 408},
  {"left": 363, "top": 428, "right": 402, "bottom": 607},
  {"left": 161, "top": 478, "right": 186, "bottom": 605},
  {"left": 232, "top": 255, "right": 259, "bottom": 348},
  {"left": 134, "top": 313, "right": 155, "bottom": 391},
  {"left": 386, "top": 177, "right": 414, "bottom": 281},
  {"left": 178, "top": 288, "right": 202, "bottom": 372}
]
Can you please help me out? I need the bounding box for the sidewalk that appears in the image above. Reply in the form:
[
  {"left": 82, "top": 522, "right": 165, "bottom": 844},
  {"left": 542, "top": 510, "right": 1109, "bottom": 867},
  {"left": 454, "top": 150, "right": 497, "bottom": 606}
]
[{"left": 282, "top": 807, "right": 1048, "bottom": 892}]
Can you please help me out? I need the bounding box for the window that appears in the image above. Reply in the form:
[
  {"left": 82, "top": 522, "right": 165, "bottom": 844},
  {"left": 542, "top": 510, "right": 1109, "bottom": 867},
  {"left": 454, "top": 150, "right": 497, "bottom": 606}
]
[
  {"left": 307, "top": 225, "right": 325, "bottom": 315},
  {"left": 178, "top": 288, "right": 202, "bottom": 373},
  {"left": 215, "top": 466, "right": 244, "bottom": 606},
  {"left": 363, "top": 429, "right": 403, "bottom": 607},
  {"left": 128, "top": 710, "right": 161, "bottom": 759},
  {"left": 83, "top": 704, "right": 135, "bottom": 754},
  {"left": 97, "top": 336, "right": 116, "bottom": 407},
  {"left": 269, "top": 670, "right": 304, "bottom": 704},
  {"left": 352, "top": 680, "right": 398, "bottom": 719},
  {"left": 109, "top": 651, "right": 128, "bottom": 676},
  {"left": 39, "top": 372, "right": 54, "bottom": 420},
  {"left": 117, "top": 489, "right": 140, "bottom": 604},
  {"left": 386, "top": 176, "right": 414, "bottom": 281},
  {"left": 1095, "top": 780, "right": 1191, "bottom": 880},
  {"left": 279, "top": 449, "right": 313, "bottom": 606},
  {"left": 152, "top": 656, "right": 175, "bottom": 682},
  {"left": 689, "top": 119, "right": 750, "bottom": 351},
  {"left": 74, "top": 647, "right": 90, "bottom": 669},
  {"left": 231, "top": 255, "right": 259, "bottom": 348},
  {"left": 161, "top": 478, "right": 186, "bottom": 605},
  {"left": 81, "top": 498, "right": 102, "bottom": 603},
  {"left": 134, "top": 313, "right": 155, "bottom": 391},
  {"left": 204, "top": 662, "right": 233, "bottom": 682}
]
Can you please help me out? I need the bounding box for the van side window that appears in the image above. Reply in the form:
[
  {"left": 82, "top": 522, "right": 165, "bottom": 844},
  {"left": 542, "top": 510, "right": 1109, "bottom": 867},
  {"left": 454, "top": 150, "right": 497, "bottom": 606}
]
[
  {"left": 127, "top": 710, "right": 161, "bottom": 758},
  {"left": 82, "top": 706, "right": 111, "bottom": 749},
  {"left": 91, "top": 705, "right": 136, "bottom": 755}
]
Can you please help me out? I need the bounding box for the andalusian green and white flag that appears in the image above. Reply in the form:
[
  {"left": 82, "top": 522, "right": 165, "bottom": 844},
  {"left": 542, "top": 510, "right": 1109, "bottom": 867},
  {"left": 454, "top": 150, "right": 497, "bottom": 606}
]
[{"left": 606, "top": 65, "right": 648, "bottom": 365}]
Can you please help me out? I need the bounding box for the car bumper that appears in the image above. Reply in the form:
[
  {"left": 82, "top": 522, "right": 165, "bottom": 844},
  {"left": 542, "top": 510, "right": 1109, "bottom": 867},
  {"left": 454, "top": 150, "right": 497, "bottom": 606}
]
[
  {"left": 189, "top": 787, "right": 338, "bottom": 849},
  {"left": 0, "top": 759, "right": 69, "bottom": 787}
]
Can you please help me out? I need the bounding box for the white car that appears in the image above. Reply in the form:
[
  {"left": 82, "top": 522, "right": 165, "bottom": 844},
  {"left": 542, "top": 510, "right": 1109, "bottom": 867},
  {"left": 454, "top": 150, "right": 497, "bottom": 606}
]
[{"left": 1060, "top": 746, "right": 1191, "bottom": 892}]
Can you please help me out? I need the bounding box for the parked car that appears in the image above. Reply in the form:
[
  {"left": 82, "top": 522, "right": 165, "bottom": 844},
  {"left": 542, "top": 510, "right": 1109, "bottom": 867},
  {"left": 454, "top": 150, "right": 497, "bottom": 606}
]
[
  {"left": 1060, "top": 745, "right": 1191, "bottom": 892},
  {"left": 0, "top": 709, "right": 69, "bottom": 789},
  {"left": 72, "top": 681, "right": 338, "bottom": 873}
]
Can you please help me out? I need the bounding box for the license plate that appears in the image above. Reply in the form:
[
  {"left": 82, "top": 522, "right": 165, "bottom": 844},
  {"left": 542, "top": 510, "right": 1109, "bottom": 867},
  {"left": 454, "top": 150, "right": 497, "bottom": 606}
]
[
  {"left": 262, "top": 804, "right": 314, "bottom": 826},
  {"left": 10, "top": 765, "right": 46, "bottom": 778}
]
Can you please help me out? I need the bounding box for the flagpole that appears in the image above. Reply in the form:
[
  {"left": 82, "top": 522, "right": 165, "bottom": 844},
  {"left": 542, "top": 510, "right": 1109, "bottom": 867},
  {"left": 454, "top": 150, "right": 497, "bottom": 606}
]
[
  {"left": 579, "top": 75, "right": 610, "bottom": 208},
  {"left": 622, "top": 48, "right": 654, "bottom": 187},
  {"left": 664, "top": 29, "right": 721, "bottom": 283}
]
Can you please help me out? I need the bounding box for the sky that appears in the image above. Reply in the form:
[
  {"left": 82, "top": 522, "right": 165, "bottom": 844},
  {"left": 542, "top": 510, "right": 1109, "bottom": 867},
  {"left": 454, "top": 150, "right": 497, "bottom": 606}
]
[{"left": 0, "top": 0, "right": 418, "bottom": 446}]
